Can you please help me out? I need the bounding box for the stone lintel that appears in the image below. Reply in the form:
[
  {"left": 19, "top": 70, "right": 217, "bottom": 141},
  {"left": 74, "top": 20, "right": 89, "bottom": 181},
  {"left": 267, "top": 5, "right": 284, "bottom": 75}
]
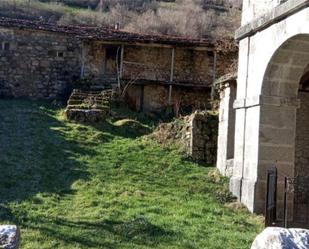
[
  {"left": 235, "top": 0, "right": 309, "bottom": 40},
  {"left": 234, "top": 95, "right": 300, "bottom": 109}
]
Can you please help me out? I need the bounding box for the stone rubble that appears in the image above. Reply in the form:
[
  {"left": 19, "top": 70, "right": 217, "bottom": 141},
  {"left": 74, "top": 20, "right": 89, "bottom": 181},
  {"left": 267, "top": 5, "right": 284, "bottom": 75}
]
[
  {"left": 251, "top": 227, "right": 309, "bottom": 249},
  {"left": 0, "top": 225, "right": 20, "bottom": 249}
]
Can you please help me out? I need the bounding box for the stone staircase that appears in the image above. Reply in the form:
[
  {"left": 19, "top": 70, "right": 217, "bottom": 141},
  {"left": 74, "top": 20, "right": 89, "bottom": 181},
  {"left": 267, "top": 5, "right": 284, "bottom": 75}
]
[{"left": 65, "top": 89, "right": 113, "bottom": 122}]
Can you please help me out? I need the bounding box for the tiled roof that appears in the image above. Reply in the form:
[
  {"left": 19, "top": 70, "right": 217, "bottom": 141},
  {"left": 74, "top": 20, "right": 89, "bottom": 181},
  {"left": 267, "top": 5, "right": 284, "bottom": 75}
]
[{"left": 0, "top": 17, "right": 237, "bottom": 50}]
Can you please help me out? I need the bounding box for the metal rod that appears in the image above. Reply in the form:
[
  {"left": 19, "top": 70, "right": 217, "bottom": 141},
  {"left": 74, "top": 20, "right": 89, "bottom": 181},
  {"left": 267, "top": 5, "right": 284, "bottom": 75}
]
[
  {"left": 284, "top": 177, "right": 288, "bottom": 228},
  {"left": 265, "top": 170, "right": 271, "bottom": 227}
]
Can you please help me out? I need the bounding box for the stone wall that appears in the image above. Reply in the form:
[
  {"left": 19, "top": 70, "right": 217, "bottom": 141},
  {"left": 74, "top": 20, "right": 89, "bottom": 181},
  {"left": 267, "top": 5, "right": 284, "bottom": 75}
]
[
  {"left": 0, "top": 26, "right": 233, "bottom": 104},
  {"left": 123, "top": 46, "right": 215, "bottom": 84},
  {"left": 123, "top": 46, "right": 171, "bottom": 82},
  {"left": 125, "top": 84, "right": 211, "bottom": 115},
  {"left": 174, "top": 48, "right": 214, "bottom": 84},
  {"left": 189, "top": 111, "right": 218, "bottom": 164},
  {"left": 0, "top": 27, "right": 81, "bottom": 99},
  {"left": 151, "top": 111, "right": 218, "bottom": 165},
  {"left": 217, "top": 81, "right": 236, "bottom": 177},
  {"left": 295, "top": 91, "right": 309, "bottom": 177},
  {"left": 229, "top": 1, "right": 309, "bottom": 214}
]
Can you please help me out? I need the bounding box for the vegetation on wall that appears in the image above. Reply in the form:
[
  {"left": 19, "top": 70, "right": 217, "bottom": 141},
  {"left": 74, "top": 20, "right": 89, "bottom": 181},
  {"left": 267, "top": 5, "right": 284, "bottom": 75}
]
[{"left": 0, "top": 0, "right": 241, "bottom": 39}]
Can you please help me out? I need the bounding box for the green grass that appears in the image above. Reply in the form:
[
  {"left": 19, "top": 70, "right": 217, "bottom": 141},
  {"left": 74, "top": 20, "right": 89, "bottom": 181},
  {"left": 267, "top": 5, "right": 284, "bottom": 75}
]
[{"left": 0, "top": 99, "right": 263, "bottom": 249}]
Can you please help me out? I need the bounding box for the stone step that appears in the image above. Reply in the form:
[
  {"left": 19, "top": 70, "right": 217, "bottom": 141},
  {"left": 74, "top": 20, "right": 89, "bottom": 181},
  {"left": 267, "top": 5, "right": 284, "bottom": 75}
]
[
  {"left": 67, "top": 104, "right": 109, "bottom": 110},
  {"left": 65, "top": 88, "right": 113, "bottom": 122}
]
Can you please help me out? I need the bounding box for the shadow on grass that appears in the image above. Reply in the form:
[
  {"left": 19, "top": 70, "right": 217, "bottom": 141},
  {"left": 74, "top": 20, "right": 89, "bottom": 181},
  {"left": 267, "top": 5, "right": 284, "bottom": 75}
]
[
  {"left": 81, "top": 104, "right": 160, "bottom": 140},
  {"left": 0, "top": 100, "right": 92, "bottom": 216},
  {"left": 22, "top": 215, "right": 176, "bottom": 248}
]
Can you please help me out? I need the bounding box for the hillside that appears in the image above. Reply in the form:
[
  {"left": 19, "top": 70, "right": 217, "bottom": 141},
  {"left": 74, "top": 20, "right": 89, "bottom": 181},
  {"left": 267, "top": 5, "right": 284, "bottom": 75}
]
[{"left": 0, "top": 0, "right": 241, "bottom": 39}]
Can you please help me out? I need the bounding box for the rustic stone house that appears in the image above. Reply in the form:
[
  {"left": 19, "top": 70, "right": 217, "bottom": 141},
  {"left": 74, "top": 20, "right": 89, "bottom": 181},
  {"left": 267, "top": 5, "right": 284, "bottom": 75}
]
[
  {"left": 217, "top": 0, "right": 309, "bottom": 226},
  {"left": 0, "top": 17, "right": 236, "bottom": 115}
]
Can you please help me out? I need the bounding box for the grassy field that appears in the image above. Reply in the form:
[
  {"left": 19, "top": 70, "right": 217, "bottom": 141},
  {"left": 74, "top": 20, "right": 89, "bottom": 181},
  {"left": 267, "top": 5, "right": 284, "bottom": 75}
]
[{"left": 0, "top": 100, "right": 262, "bottom": 249}]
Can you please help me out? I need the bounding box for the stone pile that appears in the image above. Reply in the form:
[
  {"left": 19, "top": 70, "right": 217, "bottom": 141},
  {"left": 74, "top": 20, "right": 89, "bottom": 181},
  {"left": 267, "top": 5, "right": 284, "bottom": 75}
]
[
  {"left": 251, "top": 227, "right": 309, "bottom": 249},
  {"left": 151, "top": 110, "right": 218, "bottom": 164},
  {"left": 65, "top": 89, "right": 112, "bottom": 122}
]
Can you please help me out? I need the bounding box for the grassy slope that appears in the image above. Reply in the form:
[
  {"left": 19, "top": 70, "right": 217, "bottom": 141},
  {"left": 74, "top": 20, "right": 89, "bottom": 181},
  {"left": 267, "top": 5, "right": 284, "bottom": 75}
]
[{"left": 0, "top": 100, "right": 262, "bottom": 249}]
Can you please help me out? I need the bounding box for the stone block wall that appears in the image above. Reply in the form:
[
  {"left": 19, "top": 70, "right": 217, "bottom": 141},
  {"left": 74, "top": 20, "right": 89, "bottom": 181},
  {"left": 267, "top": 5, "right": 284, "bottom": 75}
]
[
  {"left": 217, "top": 81, "right": 236, "bottom": 177},
  {"left": 125, "top": 84, "right": 211, "bottom": 115},
  {"left": 174, "top": 48, "right": 214, "bottom": 84},
  {"left": 152, "top": 111, "right": 218, "bottom": 165},
  {"left": 295, "top": 91, "right": 309, "bottom": 177},
  {"left": 189, "top": 111, "right": 218, "bottom": 164},
  {"left": 123, "top": 46, "right": 215, "bottom": 85},
  {"left": 123, "top": 46, "right": 172, "bottom": 82},
  {"left": 0, "top": 26, "right": 233, "bottom": 103},
  {"left": 0, "top": 27, "right": 81, "bottom": 99}
]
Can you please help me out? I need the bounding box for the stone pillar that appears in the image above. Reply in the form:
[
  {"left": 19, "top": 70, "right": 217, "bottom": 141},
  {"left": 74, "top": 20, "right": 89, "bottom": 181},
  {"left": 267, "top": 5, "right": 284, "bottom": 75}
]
[
  {"left": 217, "top": 81, "right": 236, "bottom": 177},
  {"left": 230, "top": 37, "right": 250, "bottom": 201}
]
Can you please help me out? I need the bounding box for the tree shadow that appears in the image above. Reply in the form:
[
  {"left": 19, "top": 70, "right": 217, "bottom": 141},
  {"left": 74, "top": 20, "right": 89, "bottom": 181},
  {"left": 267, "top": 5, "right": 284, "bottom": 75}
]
[
  {"left": 0, "top": 99, "right": 92, "bottom": 214},
  {"left": 78, "top": 102, "right": 159, "bottom": 139},
  {"left": 21, "top": 215, "right": 177, "bottom": 248}
]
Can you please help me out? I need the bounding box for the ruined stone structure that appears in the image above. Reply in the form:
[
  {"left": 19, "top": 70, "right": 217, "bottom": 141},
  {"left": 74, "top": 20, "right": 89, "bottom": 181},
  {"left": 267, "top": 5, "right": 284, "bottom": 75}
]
[
  {"left": 217, "top": 0, "right": 309, "bottom": 220},
  {"left": 152, "top": 110, "right": 218, "bottom": 164},
  {"left": 0, "top": 17, "right": 236, "bottom": 115}
]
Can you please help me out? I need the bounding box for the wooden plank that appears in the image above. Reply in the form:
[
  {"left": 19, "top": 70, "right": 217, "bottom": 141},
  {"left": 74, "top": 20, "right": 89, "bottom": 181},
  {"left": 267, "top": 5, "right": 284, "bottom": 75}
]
[
  {"left": 168, "top": 48, "right": 175, "bottom": 105},
  {"left": 80, "top": 42, "right": 86, "bottom": 77},
  {"left": 97, "top": 40, "right": 212, "bottom": 51},
  {"left": 120, "top": 44, "right": 124, "bottom": 79},
  {"left": 211, "top": 51, "right": 217, "bottom": 100}
]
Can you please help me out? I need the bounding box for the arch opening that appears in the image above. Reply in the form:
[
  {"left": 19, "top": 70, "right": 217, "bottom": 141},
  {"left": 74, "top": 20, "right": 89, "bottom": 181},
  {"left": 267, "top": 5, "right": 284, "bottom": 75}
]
[{"left": 259, "top": 34, "right": 309, "bottom": 224}]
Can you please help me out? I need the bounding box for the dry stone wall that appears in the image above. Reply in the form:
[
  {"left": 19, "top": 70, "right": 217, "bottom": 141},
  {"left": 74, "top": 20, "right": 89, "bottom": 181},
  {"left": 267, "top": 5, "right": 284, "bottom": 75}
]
[
  {"left": 0, "top": 25, "right": 234, "bottom": 107},
  {"left": 123, "top": 46, "right": 215, "bottom": 85},
  {"left": 0, "top": 27, "right": 81, "bottom": 99},
  {"left": 125, "top": 84, "right": 211, "bottom": 115},
  {"left": 152, "top": 111, "right": 218, "bottom": 164},
  {"left": 189, "top": 111, "right": 218, "bottom": 164}
]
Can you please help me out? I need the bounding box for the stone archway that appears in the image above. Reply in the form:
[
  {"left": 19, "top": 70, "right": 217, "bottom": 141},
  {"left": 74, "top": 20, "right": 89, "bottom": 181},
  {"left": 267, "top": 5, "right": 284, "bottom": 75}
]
[
  {"left": 257, "top": 35, "right": 309, "bottom": 218},
  {"left": 229, "top": 34, "right": 309, "bottom": 216}
]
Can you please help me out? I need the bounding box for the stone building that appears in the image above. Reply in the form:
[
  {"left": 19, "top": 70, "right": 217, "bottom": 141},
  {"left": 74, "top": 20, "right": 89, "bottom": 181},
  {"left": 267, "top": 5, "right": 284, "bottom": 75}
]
[
  {"left": 0, "top": 17, "right": 236, "bottom": 115},
  {"left": 217, "top": 0, "right": 309, "bottom": 223}
]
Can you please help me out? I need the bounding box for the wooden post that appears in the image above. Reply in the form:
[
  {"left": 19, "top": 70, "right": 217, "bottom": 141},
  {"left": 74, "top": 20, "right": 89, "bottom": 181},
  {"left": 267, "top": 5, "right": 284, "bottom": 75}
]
[
  {"left": 117, "top": 44, "right": 124, "bottom": 94},
  {"left": 120, "top": 44, "right": 124, "bottom": 79},
  {"left": 80, "top": 42, "right": 87, "bottom": 78},
  {"left": 211, "top": 51, "right": 217, "bottom": 100},
  {"left": 168, "top": 48, "right": 175, "bottom": 106},
  {"left": 140, "top": 85, "right": 144, "bottom": 113}
]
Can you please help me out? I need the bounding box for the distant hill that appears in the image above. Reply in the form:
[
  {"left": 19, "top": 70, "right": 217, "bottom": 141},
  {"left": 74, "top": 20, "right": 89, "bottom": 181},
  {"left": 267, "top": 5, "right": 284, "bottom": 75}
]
[{"left": 0, "top": 0, "right": 241, "bottom": 39}]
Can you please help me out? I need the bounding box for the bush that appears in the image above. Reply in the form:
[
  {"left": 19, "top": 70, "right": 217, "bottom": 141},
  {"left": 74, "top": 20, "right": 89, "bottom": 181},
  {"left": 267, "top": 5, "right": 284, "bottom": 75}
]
[{"left": 0, "top": 0, "right": 241, "bottom": 39}]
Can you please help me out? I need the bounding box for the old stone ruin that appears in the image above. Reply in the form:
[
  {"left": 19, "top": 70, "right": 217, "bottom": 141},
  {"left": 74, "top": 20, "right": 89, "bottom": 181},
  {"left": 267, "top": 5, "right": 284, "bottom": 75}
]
[
  {"left": 0, "top": 17, "right": 236, "bottom": 118},
  {"left": 151, "top": 110, "right": 218, "bottom": 164},
  {"left": 65, "top": 89, "right": 113, "bottom": 122}
]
